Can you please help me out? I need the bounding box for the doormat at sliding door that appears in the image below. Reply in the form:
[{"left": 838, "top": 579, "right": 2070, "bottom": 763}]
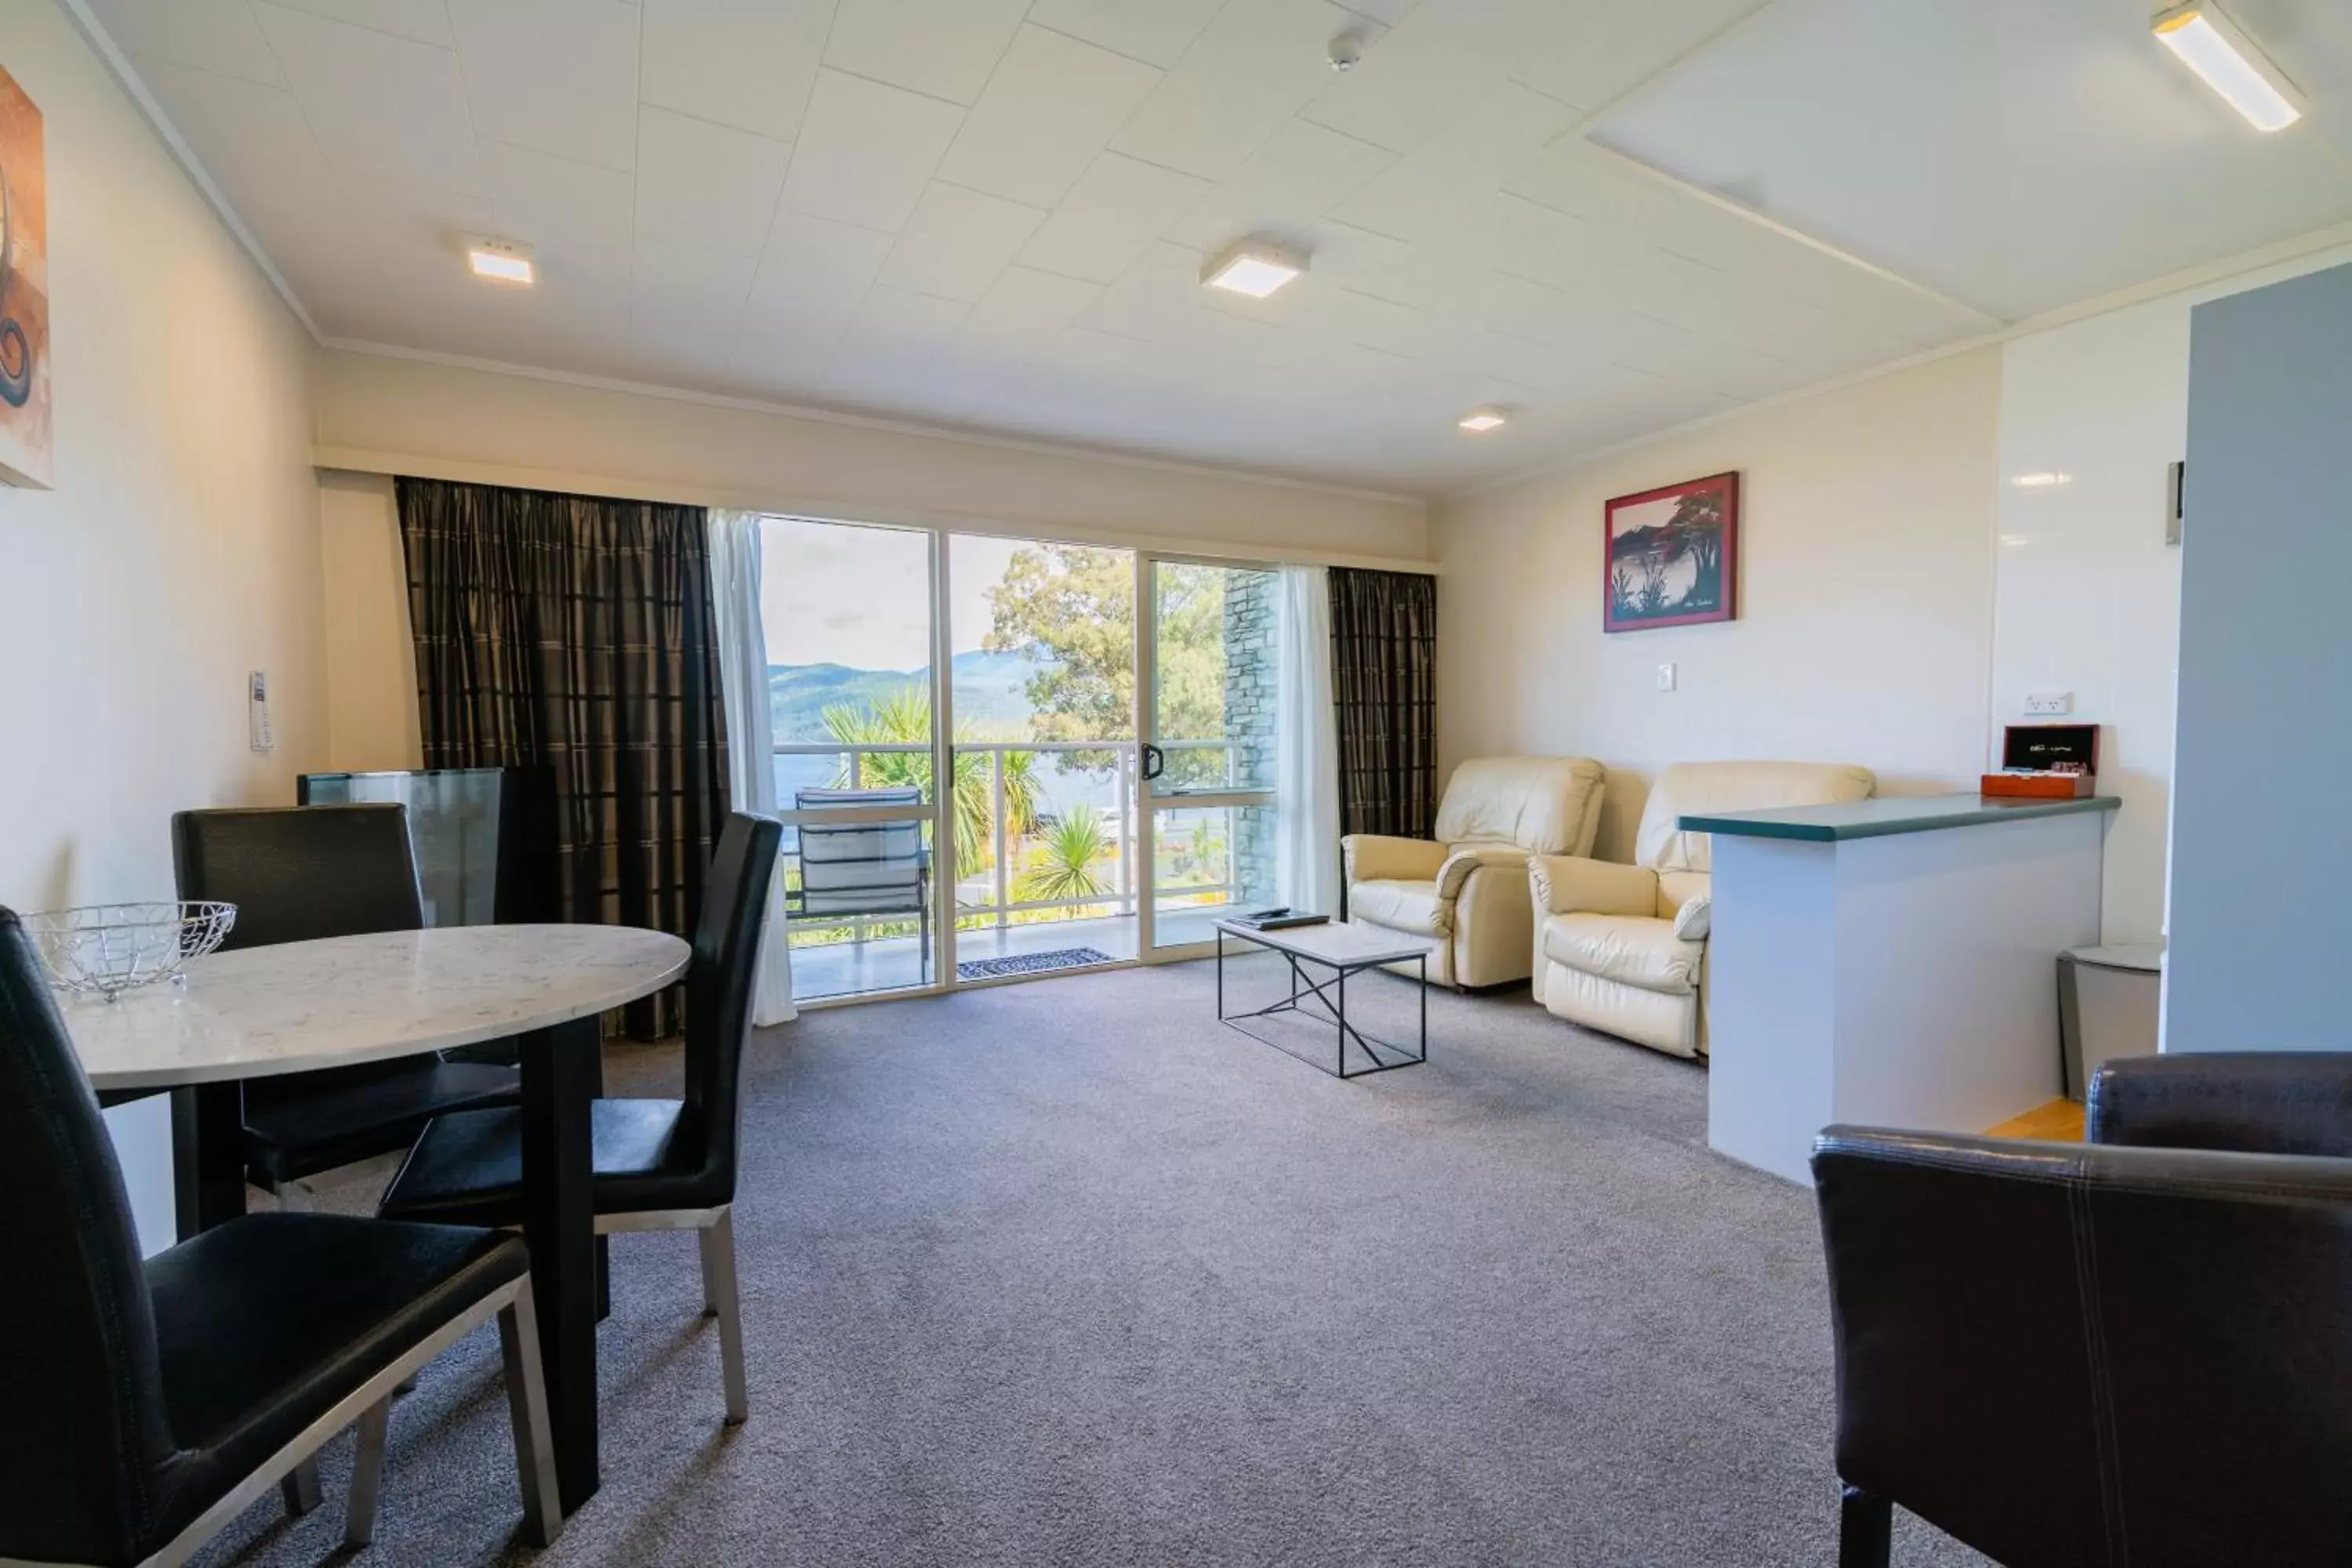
[{"left": 956, "top": 948, "right": 1117, "bottom": 981}]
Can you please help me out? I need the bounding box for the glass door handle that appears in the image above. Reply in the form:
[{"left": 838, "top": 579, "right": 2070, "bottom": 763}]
[{"left": 1140, "top": 743, "right": 1165, "bottom": 782}]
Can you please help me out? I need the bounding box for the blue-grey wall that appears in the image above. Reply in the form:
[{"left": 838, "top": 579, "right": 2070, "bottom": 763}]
[{"left": 2168, "top": 261, "right": 2352, "bottom": 1051}]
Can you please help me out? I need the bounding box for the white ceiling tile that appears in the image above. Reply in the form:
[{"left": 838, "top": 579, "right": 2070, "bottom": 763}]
[
  {"left": 447, "top": 0, "right": 641, "bottom": 173},
  {"left": 484, "top": 140, "right": 637, "bottom": 278},
  {"left": 959, "top": 266, "right": 1102, "bottom": 339},
  {"left": 821, "top": 286, "right": 971, "bottom": 400},
  {"left": 1110, "top": 0, "right": 1364, "bottom": 180},
  {"left": 1023, "top": 0, "right": 1227, "bottom": 70},
  {"left": 1069, "top": 241, "right": 1203, "bottom": 341},
  {"left": 634, "top": 107, "right": 793, "bottom": 256},
  {"left": 822, "top": 0, "right": 1030, "bottom": 105},
  {"left": 749, "top": 210, "right": 896, "bottom": 316},
  {"left": 1163, "top": 119, "right": 1395, "bottom": 251},
  {"left": 1329, "top": 81, "right": 1581, "bottom": 245},
  {"left": 1300, "top": 0, "right": 1521, "bottom": 153},
  {"left": 935, "top": 27, "right": 1163, "bottom": 209},
  {"left": 1283, "top": 285, "right": 1443, "bottom": 360},
  {"left": 335, "top": 169, "right": 497, "bottom": 246},
  {"left": 1507, "top": 0, "right": 1764, "bottom": 116},
  {"left": 641, "top": 0, "right": 835, "bottom": 144},
  {"left": 728, "top": 307, "right": 851, "bottom": 398},
  {"left": 87, "top": 0, "right": 285, "bottom": 84},
  {"left": 631, "top": 238, "right": 757, "bottom": 369},
  {"left": 1018, "top": 153, "right": 1209, "bottom": 285},
  {"left": 252, "top": 5, "right": 485, "bottom": 192},
  {"left": 132, "top": 59, "right": 345, "bottom": 223},
  {"left": 262, "top": 0, "right": 456, "bottom": 48},
  {"left": 877, "top": 183, "right": 1047, "bottom": 303},
  {"left": 782, "top": 69, "right": 966, "bottom": 233}
]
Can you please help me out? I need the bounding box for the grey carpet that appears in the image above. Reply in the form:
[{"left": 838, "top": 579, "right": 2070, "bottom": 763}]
[{"left": 194, "top": 956, "right": 1989, "bottom": 1568}]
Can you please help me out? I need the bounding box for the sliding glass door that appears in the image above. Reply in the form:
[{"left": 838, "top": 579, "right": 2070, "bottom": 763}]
[
  {"left": 761, "top": 516, "right": 945, "bottom": 1003},
  {"left": 1138, "top": 558, "right": 1282, "bottom": 955},
  {"left": 750, "top": 516, "right": 1295, "bottom": 996},
  {"left": 946, "top": 535, "right": 1139, "bottom": 977}
]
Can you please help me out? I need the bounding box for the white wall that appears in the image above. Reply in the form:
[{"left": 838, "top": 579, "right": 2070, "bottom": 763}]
[
  {"left": 1989, "top": 304, "right": 2187, "bottom": 946},
  {"left": 319, "top": 470, "right": 420, "bottom": 771},
  {"left": 1434, "top": 350, "right": 2003, "bottom": 863},
  {"left": 1988, "top": 241, "right": 2352, "bottom": 947},
  {"left": 0, "top": 2, "right": 323, "bottom": 1250}
]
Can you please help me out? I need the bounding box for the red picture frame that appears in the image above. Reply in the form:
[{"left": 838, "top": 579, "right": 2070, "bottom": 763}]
[{"left": 1603, "top": 471, "right": 1739, "bottom": 633}]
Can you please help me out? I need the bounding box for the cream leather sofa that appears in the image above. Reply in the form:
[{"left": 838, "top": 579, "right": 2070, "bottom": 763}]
[
  {"left": 1342, "top": 757, "right": 1606, "bottom": 989},
  {"left": 1530, "top": 761, "right": 1875, "bottom": 1057}
]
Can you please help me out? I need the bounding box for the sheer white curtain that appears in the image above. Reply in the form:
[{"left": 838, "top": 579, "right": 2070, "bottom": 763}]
[
  {"left": 1274, "top": 564, "right": 1342, "bottom": 915},
  {"left": 708, "top": 510, "right": 796, "bottom": 1025}
]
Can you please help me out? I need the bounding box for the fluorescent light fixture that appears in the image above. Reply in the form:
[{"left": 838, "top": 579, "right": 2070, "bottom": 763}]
[
  {"left": 1201, "top": 239, "right": 1305, "bottom": 299},
  {"left": 2009, "top": 471, "right": 2072, "bottom": 489},
  {"left": 466, "top": 238, "right": 535, "bottom": 285},
  {"left": 1458, "top": 407, "right": 1508, "bottom": 432},
  {"left": 2153, "top": 3, "right": 2304, "bottom": 132}
]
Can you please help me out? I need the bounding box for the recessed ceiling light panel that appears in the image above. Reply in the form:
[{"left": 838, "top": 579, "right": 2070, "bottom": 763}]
[
  {"left": 1459, "top": 407, "right": 1508, "bottom": 432},
  {"left": 1202, "top": 239, "right": 1305, "bottom": 299},
  {"left": 466, "top": 237, "right": 536, "bottom": 285},
  {"left": 2153, "top": 3, "right": 2304, "bottom": 132}
]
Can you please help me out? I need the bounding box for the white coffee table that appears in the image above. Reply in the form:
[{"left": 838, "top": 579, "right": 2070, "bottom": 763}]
[{"left": 1213, "top": 918, "right": 1432, "bottom": 1079}]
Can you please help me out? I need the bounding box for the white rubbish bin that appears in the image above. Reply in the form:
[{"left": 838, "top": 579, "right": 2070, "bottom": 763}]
[{"left": 2058, "top": 944, "right": 2164, "bottom": 1102}]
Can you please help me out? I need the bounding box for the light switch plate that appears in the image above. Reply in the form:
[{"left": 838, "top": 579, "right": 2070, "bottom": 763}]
[{"left": 1657, "top": 662, "right": 1677, "bottom": 692}]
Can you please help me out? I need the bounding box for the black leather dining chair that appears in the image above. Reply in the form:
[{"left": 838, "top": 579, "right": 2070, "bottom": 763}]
[
  {"left": 172, "top": 804, "right": 522, "bottom": 1205},
  {"left": 379, "top": 811, "right": 782, "bottom": 1425},
  {"left": 1813, "top": 1105, "right": 2352, "bottom": 1567},
  {"left": 0, "top": 906, "right": 562, "bottom": 1566}
]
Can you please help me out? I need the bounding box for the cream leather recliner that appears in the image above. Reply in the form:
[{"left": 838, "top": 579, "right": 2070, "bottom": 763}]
[
  {"left": 1342, "top": 757, "right": 1607, "bottom": 989},
  {"left": 1530, "top": 761, "right": 1875, "bottom": 1058}
]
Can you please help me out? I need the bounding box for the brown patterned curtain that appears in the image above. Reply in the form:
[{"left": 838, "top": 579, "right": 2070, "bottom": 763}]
[
  {"left": 1329, "top": 567, "right": 1438, "bottom": 840},
  {"left": 396, "top": 477, "right": 728, "bottom": 1039}
]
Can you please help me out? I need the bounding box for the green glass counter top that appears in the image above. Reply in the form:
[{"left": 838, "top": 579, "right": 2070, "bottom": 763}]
[{"left": 1678, "top": 792, "right": 2119, "bottom": 843}]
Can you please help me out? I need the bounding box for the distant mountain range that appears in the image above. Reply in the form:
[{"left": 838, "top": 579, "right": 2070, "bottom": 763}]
[{"left": 768, "top": 648, "right": 1046, "bottom": 740}]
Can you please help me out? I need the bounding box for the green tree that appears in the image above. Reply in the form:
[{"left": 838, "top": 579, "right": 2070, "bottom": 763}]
[
  {"left": 819, "top": 685, "right": 1039, "bottom": 871},
  {"left": 983, "top": 546, "right": 1229, "bottom": 786},
  {"left": 1014, "top": 804, "right": 1112, "bottom": 905}
]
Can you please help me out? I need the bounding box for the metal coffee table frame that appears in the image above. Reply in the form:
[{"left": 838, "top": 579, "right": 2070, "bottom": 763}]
[{"left": 1214, "top": 921, "right": 1429, "bottom": 1079}]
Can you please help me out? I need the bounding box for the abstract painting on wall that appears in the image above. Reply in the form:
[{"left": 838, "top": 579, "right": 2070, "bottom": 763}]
[
  {"left": 0, "top": 65, "right": 49, "bottom": 490},
  {"left": 1603, "top": 471, "right": 1738, "bottom": 632}
]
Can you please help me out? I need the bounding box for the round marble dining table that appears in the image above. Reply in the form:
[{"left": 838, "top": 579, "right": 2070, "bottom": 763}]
[
  {"left": 64, "top": 924, "right": 690, "bottom": 1516},
  {"left": 67, "top": 924, "right": 688, "bottom": 1091}
]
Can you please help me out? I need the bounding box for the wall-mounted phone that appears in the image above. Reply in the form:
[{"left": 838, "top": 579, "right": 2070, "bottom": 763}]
[{"left": 248, "top": 669, "right": 274, "bottom": 753}]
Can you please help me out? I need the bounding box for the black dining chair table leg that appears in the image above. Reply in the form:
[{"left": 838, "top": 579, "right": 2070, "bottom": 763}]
[
  {"left": 520, "top": 1013, "right": 602, "bottom": 1514},
  {"left": 172, "top": 1080, "right": 249, "bottom": 1236},
  {"left": 1839, "top": 1483, "right": 1892, "bottom": 1568}
]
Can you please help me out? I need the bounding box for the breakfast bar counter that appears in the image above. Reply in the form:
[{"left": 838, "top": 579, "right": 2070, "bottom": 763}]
[{"left": 1693, "top": 792, "right": 2120, "bottom": 1183}]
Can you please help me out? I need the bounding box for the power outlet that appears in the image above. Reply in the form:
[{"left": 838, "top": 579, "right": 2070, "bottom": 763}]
[{"left": 2024, "top": 691, "right": 2073, "bottom": 717}]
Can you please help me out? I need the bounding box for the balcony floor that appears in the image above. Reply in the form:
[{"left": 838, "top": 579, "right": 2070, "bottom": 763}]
[{"left": 789, "top": 907, "right": 1229, "bottom": 1000}]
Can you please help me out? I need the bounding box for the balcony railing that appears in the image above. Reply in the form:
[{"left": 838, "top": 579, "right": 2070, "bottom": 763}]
[{"left": 774, "top": 739, "right": 1248, "bottom": 944}]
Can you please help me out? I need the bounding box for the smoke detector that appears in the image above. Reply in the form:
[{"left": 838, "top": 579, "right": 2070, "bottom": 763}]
[{"left": 1328, "top": 31, "right": 1366, "bottom": 71}]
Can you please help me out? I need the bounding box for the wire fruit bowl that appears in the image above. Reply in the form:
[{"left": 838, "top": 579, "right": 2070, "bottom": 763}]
[{"left": 24, "top": 902, "right": 238, "bottom": 1001}]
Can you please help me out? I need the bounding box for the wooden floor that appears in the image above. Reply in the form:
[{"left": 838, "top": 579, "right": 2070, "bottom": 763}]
[{"left": 1985, "top": 1098, "right": 2086, "bottom": 1142}]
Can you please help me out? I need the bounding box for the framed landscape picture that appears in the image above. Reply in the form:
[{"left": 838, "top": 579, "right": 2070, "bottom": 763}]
[
  {"left": 1604, "top": 471, "right": 1737, "bottom": 632},
  {"left": 0, "top": 65, "right": 47, "bottom": 489}
]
